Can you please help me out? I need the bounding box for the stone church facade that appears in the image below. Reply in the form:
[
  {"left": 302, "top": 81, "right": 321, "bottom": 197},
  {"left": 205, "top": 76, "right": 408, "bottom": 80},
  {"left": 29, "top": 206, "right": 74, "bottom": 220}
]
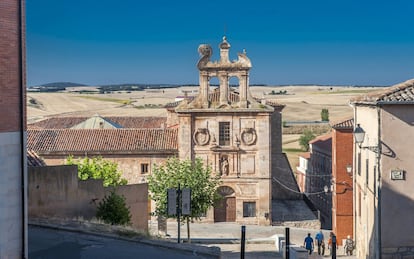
[
  {"left": 27, "top": 37, "right": 303, "bottom": 226},
  {"left": 174, "top": 37, "right": 298, "bottom": 225}
]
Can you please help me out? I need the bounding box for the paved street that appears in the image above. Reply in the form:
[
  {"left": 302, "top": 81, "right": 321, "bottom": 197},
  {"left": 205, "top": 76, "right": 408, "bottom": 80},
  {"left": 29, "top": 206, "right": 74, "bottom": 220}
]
[
  {"left": 29, "top": 226, "right": 215, "bottom": 259},
  {"left": 29, "top": 220, "right": 356, "bottom": 259}
]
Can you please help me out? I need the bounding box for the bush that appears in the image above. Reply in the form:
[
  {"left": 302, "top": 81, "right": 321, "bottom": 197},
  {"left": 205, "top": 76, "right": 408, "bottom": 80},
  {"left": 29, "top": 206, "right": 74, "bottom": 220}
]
[
  {"left": 96, "top": 191, "right": 131, "bottom": 225},
  {"left": 65, "top": 156, "right": 127, "bottom": 187},
  {"left": 321, "top": 108, "right": 329, "bottom": 121},
  {"left": 299, "top": 129, "right": 316, "bottom": 151}
]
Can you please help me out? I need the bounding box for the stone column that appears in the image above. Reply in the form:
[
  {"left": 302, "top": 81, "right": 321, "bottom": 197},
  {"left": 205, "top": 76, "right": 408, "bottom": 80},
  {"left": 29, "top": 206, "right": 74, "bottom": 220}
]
[
  {"left": 219, "top": 72, "right": 229, "bottom": 106},
  {"left": 239, "top": 73, "right": 249, "bottom": 108},
  {"left": 199, "top": 71, "right": 209, "bottom": 108}
]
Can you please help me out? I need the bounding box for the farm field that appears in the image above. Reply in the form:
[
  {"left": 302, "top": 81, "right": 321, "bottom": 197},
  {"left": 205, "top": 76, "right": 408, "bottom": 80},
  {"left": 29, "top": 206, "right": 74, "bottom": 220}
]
[{"left": 27, "top": 85, "right": 386, "bottom": 169}]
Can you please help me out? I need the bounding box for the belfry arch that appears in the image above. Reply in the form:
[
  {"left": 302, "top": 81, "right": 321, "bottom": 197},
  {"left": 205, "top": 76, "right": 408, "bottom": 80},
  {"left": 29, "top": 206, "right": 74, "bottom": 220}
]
[{"left": 181, "top": 36, "right": 258, "bottom": 110}]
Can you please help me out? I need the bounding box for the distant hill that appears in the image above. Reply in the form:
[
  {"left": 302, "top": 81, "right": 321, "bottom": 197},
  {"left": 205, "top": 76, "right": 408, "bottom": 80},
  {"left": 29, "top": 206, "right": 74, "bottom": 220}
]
[
  {"left": 37, "top": 82, "right": 87, "bottom": 88},
  {"left": 27, "top": 82, "right": 87, "bottom": 92}
]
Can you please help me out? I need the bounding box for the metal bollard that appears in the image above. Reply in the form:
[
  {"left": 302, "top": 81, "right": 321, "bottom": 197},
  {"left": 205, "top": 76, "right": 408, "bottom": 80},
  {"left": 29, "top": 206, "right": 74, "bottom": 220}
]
[
  {"left": 285, "top": 227, "right": 290, "bottom": 259},
  {"left": 241, "top": 226, "right": 246, "bottom": 259}
]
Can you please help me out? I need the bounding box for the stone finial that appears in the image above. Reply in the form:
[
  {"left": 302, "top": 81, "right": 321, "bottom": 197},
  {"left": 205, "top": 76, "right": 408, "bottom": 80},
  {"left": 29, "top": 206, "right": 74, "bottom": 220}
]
[{"left": 219, "top": 36, "right": 231, "bottom": 49}]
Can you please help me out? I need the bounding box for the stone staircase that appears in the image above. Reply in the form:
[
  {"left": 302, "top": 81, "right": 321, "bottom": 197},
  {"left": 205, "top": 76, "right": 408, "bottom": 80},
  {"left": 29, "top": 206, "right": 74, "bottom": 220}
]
[{"left": 271, "top": 199, "right": 320, "bottom": 229}]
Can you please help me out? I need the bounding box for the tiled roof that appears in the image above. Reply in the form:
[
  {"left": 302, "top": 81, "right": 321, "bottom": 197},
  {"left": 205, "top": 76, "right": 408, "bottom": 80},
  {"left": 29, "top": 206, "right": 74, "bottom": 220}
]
[
  {"left": 351, "top": 78, "right": 414, "bottom": 104},
  {"left": 71, "top": 115, "right": 123, "bottom": 129},
  {"left": 330, "top": 117, "right": 354, "bottom": 129},
  {"left": 27, "top": 128, "right": 178, "bottom": 153},
  {"left": 27, "top": 150, "right": 46, "bottom": 167},
  {"left": 299, "top": 152, "right": 311, "bottom": 159},
  {"left": 263, "top": 99, "right": 285, "bottom": 108},
  {"left": 28, "top": 116, "right": 167, "bottom": 129},
  {"left": 309, "top": 134, "right": 332, "bottom": 152},
  {"left": 164, "top": 100, "right": 182, "bottom": 110},
  {"left": 164, "top": 89, "right": 284, "bottom": 109}
]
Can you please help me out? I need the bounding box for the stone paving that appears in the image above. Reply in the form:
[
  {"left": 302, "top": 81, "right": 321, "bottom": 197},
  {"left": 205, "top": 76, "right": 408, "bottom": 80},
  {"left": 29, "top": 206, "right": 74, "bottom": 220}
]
[{"left": 159, "top": 221, "right": 357, "bottom": 258}]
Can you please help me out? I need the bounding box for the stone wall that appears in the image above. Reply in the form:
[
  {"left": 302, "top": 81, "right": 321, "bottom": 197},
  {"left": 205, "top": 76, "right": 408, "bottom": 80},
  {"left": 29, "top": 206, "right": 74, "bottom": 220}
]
[
  {"left": 38, "top": 154, "right": 174, "bottom": 184},
  {"left": 28, "top": 165, "right": 148, "bottom": 231}
]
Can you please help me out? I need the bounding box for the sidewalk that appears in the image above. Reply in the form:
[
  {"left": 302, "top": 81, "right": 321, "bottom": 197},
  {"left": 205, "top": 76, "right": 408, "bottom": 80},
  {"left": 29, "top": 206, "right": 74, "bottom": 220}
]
[{"left": 157, "top": 221, "right": 356, "bottom": 259}]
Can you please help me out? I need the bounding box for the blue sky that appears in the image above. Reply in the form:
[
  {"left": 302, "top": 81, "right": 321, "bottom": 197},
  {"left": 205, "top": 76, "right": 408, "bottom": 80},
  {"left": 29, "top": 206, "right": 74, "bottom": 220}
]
[{"left": 27, "top": 0, "right": 414, "bottom": 86}]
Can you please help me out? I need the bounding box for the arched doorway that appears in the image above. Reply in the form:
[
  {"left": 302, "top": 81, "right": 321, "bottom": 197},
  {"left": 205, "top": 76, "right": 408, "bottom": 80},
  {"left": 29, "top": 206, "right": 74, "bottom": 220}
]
[{"left": 214, "top": 186, "right": 236, "bottom": 222}]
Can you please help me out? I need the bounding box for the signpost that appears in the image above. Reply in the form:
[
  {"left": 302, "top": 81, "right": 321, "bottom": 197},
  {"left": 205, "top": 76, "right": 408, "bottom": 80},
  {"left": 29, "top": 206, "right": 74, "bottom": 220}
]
[{"left": 167, "top": 184, "right": 191, "bottom": 243}]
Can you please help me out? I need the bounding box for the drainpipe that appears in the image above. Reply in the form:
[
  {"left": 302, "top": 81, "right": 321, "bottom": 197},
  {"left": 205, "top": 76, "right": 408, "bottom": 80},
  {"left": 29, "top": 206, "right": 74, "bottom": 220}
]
[{"left": 18, "top": 1, "right": 28, "bottom": 257}]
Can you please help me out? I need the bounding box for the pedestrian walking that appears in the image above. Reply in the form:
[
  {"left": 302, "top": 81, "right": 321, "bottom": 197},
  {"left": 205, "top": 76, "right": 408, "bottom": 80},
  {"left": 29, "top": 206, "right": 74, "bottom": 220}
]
[
  {"left": 327, "top": 232, "right": 338, "bottom": 256},
  {"left": 315, "top": 229, "right": 325, "bottom": 255},
  {"left": 303, "top": 233, "right": 314, "bottom": 255},
  {"left": 344, "top": 235, "right": 354, "bottom": 255}
]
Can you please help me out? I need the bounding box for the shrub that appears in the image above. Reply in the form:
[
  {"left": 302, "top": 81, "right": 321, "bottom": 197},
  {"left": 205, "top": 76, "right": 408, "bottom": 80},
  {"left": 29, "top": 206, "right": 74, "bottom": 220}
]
[
  {"left": 299, "top": 129, "right": 316, "bottom": 151},
  {"left": 96, "top": 191, "right": 131, "bottom": 225},
  {"left": 65, "top": 156, "right": 127, "bottom": 187},
  {"left": 321, "top": 108, "right": 329, "bottom": 121}
]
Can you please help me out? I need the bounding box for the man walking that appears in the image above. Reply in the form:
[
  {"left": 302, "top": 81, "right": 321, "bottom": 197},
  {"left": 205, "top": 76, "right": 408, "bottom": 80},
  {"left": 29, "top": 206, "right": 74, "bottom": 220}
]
[
  {"left": 304, "top": 233, "right": 314, "bottom": 255},
  {"left": 315, "top": 229, "right": 325, "bottom": 255}
]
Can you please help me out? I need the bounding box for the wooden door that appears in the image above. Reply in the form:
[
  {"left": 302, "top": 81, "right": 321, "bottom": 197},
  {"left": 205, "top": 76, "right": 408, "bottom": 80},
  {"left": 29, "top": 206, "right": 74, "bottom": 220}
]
[
  {"left": 214, "top": 197, "right": 236, "bottom": 222},
  {"left": 226, "top": 197, "right": 236, "bottom": 222}
]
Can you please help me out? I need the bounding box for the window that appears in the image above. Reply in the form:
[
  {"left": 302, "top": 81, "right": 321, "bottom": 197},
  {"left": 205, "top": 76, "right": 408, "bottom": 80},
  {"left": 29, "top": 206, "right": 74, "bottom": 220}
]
[
  {"left": 219, "top": 122, "right": 230, "bottom": 146},
  {"left": 141, "top": 163, "right": 149, "bottom": 174},
  {"left": 243, "top": 202, "right": 256, "bottom": 217}
]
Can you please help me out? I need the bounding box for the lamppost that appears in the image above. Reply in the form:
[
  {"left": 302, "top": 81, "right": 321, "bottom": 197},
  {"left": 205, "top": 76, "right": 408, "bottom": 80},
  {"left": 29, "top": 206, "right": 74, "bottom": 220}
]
[
  {"left": 346, "top": 163, "right": 353, "bottom": 177},
  {"left": 353, "top": 124, "right": 379, "bottom": 152}
]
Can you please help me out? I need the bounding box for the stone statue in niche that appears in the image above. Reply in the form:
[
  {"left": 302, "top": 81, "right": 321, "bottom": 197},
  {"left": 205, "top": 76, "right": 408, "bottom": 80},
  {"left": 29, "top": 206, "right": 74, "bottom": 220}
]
[{"left": 220, "top": 156, "right": 229, "bottom": 176}]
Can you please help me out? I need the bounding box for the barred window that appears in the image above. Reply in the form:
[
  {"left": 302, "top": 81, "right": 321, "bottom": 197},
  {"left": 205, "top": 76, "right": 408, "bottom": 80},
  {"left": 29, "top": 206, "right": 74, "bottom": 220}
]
[
  {"left": 141, "top": 163, "right": 149, "bottom": 174},
  {"left": 219, "top": 122, "right": 230, "bottom": 146},
  {"left": 243, "top": 202, "right": 256, "bottom": 217}
]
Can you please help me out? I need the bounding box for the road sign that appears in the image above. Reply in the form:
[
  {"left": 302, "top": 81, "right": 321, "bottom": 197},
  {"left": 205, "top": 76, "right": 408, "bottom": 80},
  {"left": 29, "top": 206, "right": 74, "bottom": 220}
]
[
  {"left": 167, "top": 188, "right": 177, "bottom": 216},
  {"left": 181, "top": 188, "right": 191, "bottom": 215}
]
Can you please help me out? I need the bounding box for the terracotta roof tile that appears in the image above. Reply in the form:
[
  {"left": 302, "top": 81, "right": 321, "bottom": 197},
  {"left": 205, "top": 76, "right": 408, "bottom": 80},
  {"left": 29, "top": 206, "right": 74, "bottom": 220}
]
[
  {"left": 351, "top": 78, "right": 414, "bottom": 104},
  {"left": 29, "top": 116, "right": 167, "bottom": 129},
  {"left": 330, "top": 117, "right": 354, "bottom": 129},
  {"left": 299, "top": 152, "right": 311, "bottom": 159},
  {"left": 27, "top": 128, "right": 178, "bottom": 153},
  {"left": 27, "top": 150, "right": 46, "bottom": 167},
  {"left": 309, "top": 134, "right": 332, "bottom": 152}
]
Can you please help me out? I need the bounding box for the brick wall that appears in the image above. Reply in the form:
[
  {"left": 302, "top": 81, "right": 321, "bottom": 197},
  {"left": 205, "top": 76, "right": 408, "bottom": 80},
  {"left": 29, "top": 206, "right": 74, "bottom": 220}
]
[
  {"left": 332, "top": 128, "right": 353, "bottom": 242},
  {"left": 0, "top": 0, "right": 26, "bottom": 132}
]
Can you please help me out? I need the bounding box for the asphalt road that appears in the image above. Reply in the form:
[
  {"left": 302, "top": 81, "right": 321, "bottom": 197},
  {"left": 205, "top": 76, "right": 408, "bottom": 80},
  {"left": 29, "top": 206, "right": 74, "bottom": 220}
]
[{"left": 29, "top": 226, "right": 213, "bottom": 259}]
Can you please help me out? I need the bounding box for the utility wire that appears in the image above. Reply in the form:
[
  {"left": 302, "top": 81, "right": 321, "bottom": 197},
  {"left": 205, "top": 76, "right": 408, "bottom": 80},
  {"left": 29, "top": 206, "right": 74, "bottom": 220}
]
[{"left": 272, "top": 177, "right": 328, "bottom": 196}]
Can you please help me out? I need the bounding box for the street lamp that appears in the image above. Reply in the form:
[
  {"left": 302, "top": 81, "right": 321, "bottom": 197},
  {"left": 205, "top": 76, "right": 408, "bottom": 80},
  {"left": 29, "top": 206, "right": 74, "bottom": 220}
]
[
  {"left": 346, "top": 163, "right": 353, "bottom": 177},
  {"left": 353, "top": 124, "right": 379, "bottom": 152}
]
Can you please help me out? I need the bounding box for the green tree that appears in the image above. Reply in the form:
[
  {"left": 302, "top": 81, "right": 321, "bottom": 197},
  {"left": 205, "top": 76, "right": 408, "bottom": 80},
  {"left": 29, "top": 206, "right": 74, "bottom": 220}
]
[
  {"left": 96, "top": 191, "right": 131, "bottom": 225},
  {"left": 66, "top": 156, "right": 127, "bottom": 187},
  {"left": 321, "top": 108, "right": 329, "bottom": 121},
  {"left": 147, "top": 157, "right": 221, "bottom": 242},
  {"left": 299, "top": 130, "right": 316, "bottom": 151}
]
